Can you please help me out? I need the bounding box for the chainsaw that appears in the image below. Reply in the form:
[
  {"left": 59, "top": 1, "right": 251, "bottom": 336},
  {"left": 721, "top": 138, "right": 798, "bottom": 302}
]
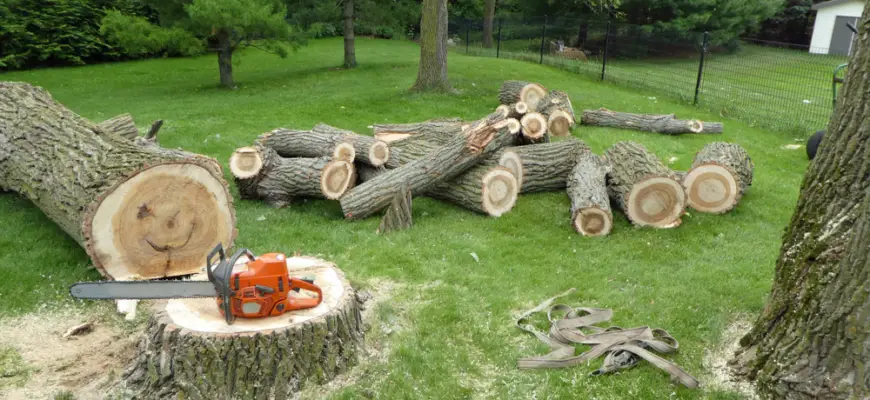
[{"left": 69, "top": 244, "right": 323, "bottom": 325}]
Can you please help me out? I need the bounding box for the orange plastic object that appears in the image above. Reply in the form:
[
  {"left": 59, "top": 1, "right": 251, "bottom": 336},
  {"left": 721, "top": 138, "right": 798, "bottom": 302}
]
[{"left": 217, "top": 253, "right": 323, "bottom": 319}]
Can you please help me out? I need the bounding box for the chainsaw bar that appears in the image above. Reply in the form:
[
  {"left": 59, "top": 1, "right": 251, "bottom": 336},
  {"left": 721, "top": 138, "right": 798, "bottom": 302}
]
[{"left": 70, "top": 281, "right": 217, "bottom": 300}]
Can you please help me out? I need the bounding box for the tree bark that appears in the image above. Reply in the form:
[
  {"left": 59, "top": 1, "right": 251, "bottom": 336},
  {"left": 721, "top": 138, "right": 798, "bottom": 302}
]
[
  {"left": 498, "top": 80, "right": 547, "bottom": 111},
  {"left": 372, "top": 119, "right": 463, "bottom": 143},
  {"left": 581, "top": 108, "right": 723, "bottom": 134},
  {"left": 506, "top": 141, "right": 589, "bottom": 193},
  {"left": 258, "top": 125, "right": 391, "bottom": 168},
  {"left": 343, "top": 0, "right": 357, "bottom": 68},
  {"left": 340, "top": 118, "right": 516, "bottom": 220},
  {"left": 97, "top": 113, "right": 138, "bottom": 140},
  {"left": 378, "top": 185, "right": 413, "bottom": 234},
  {"left": 428, "top": 166, "right": 518, "bottom": 216},
  {"left": 731, "top": 9, "right": 870, "bottom": 399},
  {"left": 568, "top": 151, "right": 612, "bottom": 236},
  {"left": 603, "top": 141, "right": 686, "bottom": 228},
  {"left": 0, "top": 82, "right": 236, "bottom": 280},
  {"left": 412, "top": 0, "right": 451, "bottom": 92},
  {"left": 683, "top": 142, "right": 754, "bottom": 214},
  {"left": 123, "top": 258, "right": 365, "bottom": 399},
  {"left": 216, "top": 30, "right": 234, "bottom": 89},
  {"left": 482, "top": 0, "right": 496, "bottom": 48}
]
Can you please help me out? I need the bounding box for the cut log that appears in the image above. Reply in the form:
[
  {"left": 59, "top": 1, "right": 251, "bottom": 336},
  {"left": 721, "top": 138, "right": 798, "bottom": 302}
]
[
  {"left": 378, "top": 185, "right": 413, "bottom": 234},
  {"left": 683, "top": 142, "right": 754, "bottom": 213},
  {"left": 499, "top": 80, "right": 548, "bottom": 111},
  {"left": 519, "top": 112, "right": 549, "bottom": 145},
  {"left": 123, "top": 256, "right": 365, "bottom": 399},
  {"left": 97, "top": 113, "right": 138, "bottom": 140},
  {"left": 604, "top": 141, "right": 686, "bottom": 228},
  {"left": 372, "top": 119, "right": 463, "bottom": 143},
  {"left": 508, "top": 101, "right": 529, "bottom": 119},
  {"left": 333, "top": 142, "right": 356, "bottom": 162},
  {"left": 429, "top": 166, "right": 518, "bottom": 216},
  {"left": 340, "top": 118, "right": 518, "bottom": 220},
  {"left": 0, "top": 82, "right": 236, "bottom": 280},
  {"left": 495, "top": 104, "right": 511, "bottom": 118},
  {"left": 537, "top": 90, "right": 576, "bottom": 137},
  {"left": 505, "top": 141, "right": 589, "bottom": 193},
  {"left": 230, "top": 146, "right": 356, "bottom": 207},
  {"left": 581, "top": 108, "right": 723, "bottom": 134},
  {"left": 259, "top": 125, "right": 390, "bottom": 168},
  {"left": 567, "top": 152, "right": 612, "bottom": 236}
]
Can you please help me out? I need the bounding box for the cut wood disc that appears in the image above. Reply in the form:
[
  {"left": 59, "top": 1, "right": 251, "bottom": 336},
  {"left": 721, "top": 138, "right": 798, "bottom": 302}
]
[
  {"left": 521, "top": 83, "right": 548, "bottom": 111},
  {"left": 521, "top": 113, "right": 548, "bottom": 140},
  {"left": 515, "top": 101, "right": 529, "bottom": 114},
  {"left": 321, "top": 160, "right": 356, "bottom": 199},
  {"left": 573, "top": 207, "right": 613, "bottom": 236},
  {"left": 502, "top": 118, "right": 522, "bottom": 134},
  {"left": 369, "top": 140, "right": 390, "bottom": 167},
  {"left": 627, "top": 176, "right": 686, "bottom": 228},
  {"left": 683, "top": 163, "right": 739, "bottom": 213},
  {"left": 482, "top": 167, "right": 518, "bottom": 217},
  {"left": 548, "top": 110, "right": 575, "bottom": 137},
  {"left": 88, "top": 164, "right": 235, "bottom": 280},
  {"left": 229, "top": 146, "right": 264, "bottom": 179},
  {"left": 333, "top": 142, "right": 356, "bottom": 162}
]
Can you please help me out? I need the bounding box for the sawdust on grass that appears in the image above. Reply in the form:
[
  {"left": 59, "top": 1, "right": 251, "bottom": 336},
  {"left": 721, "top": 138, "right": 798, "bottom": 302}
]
[{"left": 702, "top": 317, "right": 759, "bottom": 399}]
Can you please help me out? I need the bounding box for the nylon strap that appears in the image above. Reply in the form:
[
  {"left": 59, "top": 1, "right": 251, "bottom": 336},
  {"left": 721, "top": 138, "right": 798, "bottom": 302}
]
[{"left": 515, "top": 289, "right": 699, "bottom": 389}]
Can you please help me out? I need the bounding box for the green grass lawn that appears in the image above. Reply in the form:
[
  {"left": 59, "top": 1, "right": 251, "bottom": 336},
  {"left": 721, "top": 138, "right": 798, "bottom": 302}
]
[{"left": 0, "top": 37, "right": 810, "bottom": 399}]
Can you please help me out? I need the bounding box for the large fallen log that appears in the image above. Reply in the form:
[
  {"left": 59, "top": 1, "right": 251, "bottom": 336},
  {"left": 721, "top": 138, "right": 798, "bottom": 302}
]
[
  {"left": 567, "top": 151, "right": 612, "bottom": 236},
  {"left": 123, "top": 256, "right": 364, "bottom": 398},
  {"left": 230, "top": 146, "right": 356, "bottom": 207},
  {"left": 387, "top": 111, "right": 515, "bottom": 165},
  {"left": 604, "top": 141, "right": 686, "bottom": 228},
  {"left": 340, "top": 117, "right": 519, "bottom": 220},
  {"left": 371, "top": 118, "right": 463, "bottom": 143},
  {"left": 428, "top": 166, "right": 518, "bottom": 217},
  {"left": 505, "top": 140, "right": 590, "bottom": 193},
  {"left": 0, "top": 82, "right": 236, "bottom": 280},
  {"left": 581, "top": 108, "right": 723, "bottom": 135},
  {"left": 258, "top": 125, "right": 391, "bottom": 167},
  {"left": 499, "top": 80, "right": 548, "bottom": 111},
  {"left": 537, "top": 90, "right": 576, "bottom": 137},
  {"left": 683, "top": 142, "right": 754, "bottom": 213}
]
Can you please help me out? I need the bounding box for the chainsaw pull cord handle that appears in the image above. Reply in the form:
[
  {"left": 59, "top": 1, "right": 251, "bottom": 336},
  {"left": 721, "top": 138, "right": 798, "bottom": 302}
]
[{"left": 288, "top": 278, "right": 324, "bottom": 308}]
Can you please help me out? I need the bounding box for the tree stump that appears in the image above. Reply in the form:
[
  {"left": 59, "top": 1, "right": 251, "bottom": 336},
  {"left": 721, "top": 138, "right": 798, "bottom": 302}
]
[
  {"left": 604, "top": 141, "right": 686, "bottom": 228},
  {"left": 518, "top": 113, "right": 549, "bottom": 145},
  {"left": 581, "top": 108, "right": 723, "bottom": 134},
  {"left": 97, "top": 113, "right": 139, "bottom": 140},
  {"left": 123, "top": 256, "right": 364, "bottom": 399},
  {"left": 429, "top": 166, "right": 518, "bottom": 216},
  {"left": 499, "top": 80, "right": 547, "bottom": 111},
  {"left": 230, "top": 146, "right": 356, "bottom": 207},
  {"left": 378, "top": 185, "right": 413, "bottom": 234},
  {"left": 505, "top": 140, "right": 589, "bottom": 193},
  {"left": 682, "top": 142, "right": 754, "bottom": 213},
  {"left": 258, "top": 125, "right": 391, "bottom": 168},
  {"left": 537, "top": 90, "right": 576, "bottom": 137},
  {"left": 0, "top": 82, "right": 236, "bottom": 280},
  {"left": 567, "top": 152, "right": 612, "bottom": 236}
]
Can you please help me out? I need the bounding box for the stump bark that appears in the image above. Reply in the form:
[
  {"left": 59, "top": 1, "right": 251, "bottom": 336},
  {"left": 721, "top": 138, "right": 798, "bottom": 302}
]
[
  {"left": 567, "top": 152, "right": 612, "bottom": 236},
  {"left": 683, "top": 142, "right": 754, "bottom": 214},
  {"left": 537, "top": 91, "right": 576, "bottom": 137},
  {"left": 505, "top": 140, "right": 589, "bottom": 193},
  {"left": 340, "top": 118, "right": 518, "bottom": 220},
  {"left": 604, "top": 141, "right": 686, "bottom": 228},
  {"left": 258, "top": 125, "right": 391, "bottom": 168},
  {"left": 581, "top": 108, "right": 723, "bottom": 134},
  {"left": 0, "top": 82, "right": 236, "bottom": 280},
  {"left": 429, "top": 166, "right": 518, "bottom": 216},
  {"left": 123, "top": 256, "right": 365, "bottom": 399},
  {"left": 230, "top": 146, "right": 356, "bottom": 207},
  {"left": 97, "top": 113, "right": 139, "bottom": 140},
  {"left": 499, "top": 80, "right": 547, "bottom": 111},
  {"left": 378, "top": 185, "right": 413, "bottom": 234}
]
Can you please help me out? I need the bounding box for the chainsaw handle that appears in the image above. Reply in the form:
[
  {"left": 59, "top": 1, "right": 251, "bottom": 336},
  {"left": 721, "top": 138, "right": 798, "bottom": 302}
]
[
  {"left": 289, "top": 278, "right": 323, "bottom": 306},
  {"left": 206, "top": 243, "right": 226, "bottom": 283}
]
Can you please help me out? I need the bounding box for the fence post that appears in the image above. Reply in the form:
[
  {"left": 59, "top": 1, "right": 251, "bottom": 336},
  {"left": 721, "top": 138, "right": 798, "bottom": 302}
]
[
  {"left": 539, "top": 16, "right": 547, "bottom": 64},
  {"left": 465, "top": 19, "right": 470, "bottom": 54},
  {"left": 693, "top": 32, "right": 709, "bottom": 105},
  {"left": 601, "top": 21, "right": 611, "bottom": 81},
  {"left": 496, "top": 17, "right": 502, "bottom": 58}
]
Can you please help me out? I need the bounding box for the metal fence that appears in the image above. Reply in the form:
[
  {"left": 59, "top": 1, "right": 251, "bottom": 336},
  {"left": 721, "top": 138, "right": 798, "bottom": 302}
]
[{"left": 450, "top": 17, "right": 850, "bottom": 135}]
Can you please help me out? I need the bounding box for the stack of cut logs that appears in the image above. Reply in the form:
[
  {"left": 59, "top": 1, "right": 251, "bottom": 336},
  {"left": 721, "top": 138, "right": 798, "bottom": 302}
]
[{"left": 230, "top": 80, "right": 753, "bottom": 236}]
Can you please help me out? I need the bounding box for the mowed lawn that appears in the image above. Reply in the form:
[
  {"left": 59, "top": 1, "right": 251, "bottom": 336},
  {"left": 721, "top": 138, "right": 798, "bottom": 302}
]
[{"left": 0, "top": 37, "right": 810, "bottom": 399}]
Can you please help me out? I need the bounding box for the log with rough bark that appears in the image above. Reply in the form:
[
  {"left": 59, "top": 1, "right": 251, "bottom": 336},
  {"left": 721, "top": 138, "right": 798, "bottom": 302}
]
[
  {"left": 499, "top": 80, "right": 548, "bottom": 111},
  {"left": 604, "top": 141, "right": 686, "bottom": 228},
  {"left": 503, "top": 140, "right": 590, "bottom": 193},
  {"left": 518, "top": 112, "right": 549, "bottom": 145},
  {"left": 378, "top": 185, "right": 413, "bottom": 234},
  {"left": 567, "top": 151, "right": 612, "bottom": 236},
  {"left": 123, "top": 256, "right": 365, "bottom": 399},
  {"left": 429, "top": 166, "right": 518, "bottom": 216},
  {"left": 682, "top": 142, "right": 753, "bottom": 214},
  {"left": 258, "top": 125, "right": 390, "bottom": 167},
  {"left": 340, "top": 118, "right": 518, "bottom": 220},
  {"left": 230, "top": 146, "right": 356, "bottom": 207},
  {"left": 372, "top": 119, "right": 463, "bottom": 144},
  {"left": 97, "top": 113, "right": 138, "bottom": 140},
  {"left": 537, "top": 90, "right": 576, "bottom": 137},
  {"left": 0, "top": 82, "right": 236, "bottom": 280},
  {"left": 388, "top": 111, "right": 513, "bottom": 166},
  {"left": 581, "top": 108, "right": 723, "bottom": 134}
]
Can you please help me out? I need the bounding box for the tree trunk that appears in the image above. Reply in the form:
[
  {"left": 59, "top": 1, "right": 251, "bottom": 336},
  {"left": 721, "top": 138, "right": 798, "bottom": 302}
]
[
  {"left": 229, "top": 146, "right": 356, "bottom": 207},
  {"left": 482, "top": 0, "right": 496, "bottom": 48},
  {"left": 731, "top": 9, "right": 870, "bottom": 399},
  {"left": 507, "top": 141, "right": 589, "bottom": 193},
  {"left": 372, "top": 119, "right": 463, "bottom": 144},
  {"left": 216, "top": 30, "right": 234, "bottom": 88},
  {"left": 412, "top": 0, "right": 451, "bottom": 92},
  {"left": 343, "top": 0, "right": 357, "bottom": 68},
  {"left": 603, "top": 141, "right": 686, "bottom": 228},
  {"left": 340, "top": 118, "right": 516, "bottom": 220},
  {"left": 258, "top": 125, "right": 391, "bottom": 168},
  {"left": 683, "top": 142, "right": 754, "bottom": 214},
  {"left": 378, "top": 185, "right": 413, "bottom": 234},
  {"left": 97, "top": 113, "right": 138, "bottom": 140},
  {"left": 123, "top": 257, "right": 366, "bottom": 399},
  {"left": 428, "top": 166, "right": 518, "bottom": 216},
  {"left": 386, "top": 112, "right": 510, "bottom": 165},
  {"left": 581, "top": 108, "right": 723, "bottom": 134},
  {"left": 498, "top": 80, "right": 547, "bottom": 111},
  {"left": 568, "top": 151, "right": 612, "bottom": 236},
  {"left": 0, "top": 82, "right": 236, "bottom": 280}
]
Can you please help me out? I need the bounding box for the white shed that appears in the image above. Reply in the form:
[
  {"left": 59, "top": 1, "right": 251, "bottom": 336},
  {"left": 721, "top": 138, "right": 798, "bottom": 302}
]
[{"left": 809, "top": 0, "right": 865, "bottom": 55}]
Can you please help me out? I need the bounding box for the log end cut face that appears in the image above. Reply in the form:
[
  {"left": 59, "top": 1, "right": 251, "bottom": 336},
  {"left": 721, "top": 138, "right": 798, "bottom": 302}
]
[
  {"left": 88, "top": 163, "right": 235, "bottom": 280},
  {"left": 627, "top": 176, "right": 686, "bottom": 228},
  {"left": 521, "top": 83, "right": 548, "bottom": 111},
  {"left": 333, "top": 142, "right": 356, "bottom": 163},
  {"left": 229, "top": 147, "right": 264, "bottom": 179},
  {"left": 548, "top": 110, "right": 575, "bottom": 137},
  {"left": 369, "top": 141, "right": 391, "bottom": 167},
  {"left": 683, "top": 163, "right": 739, "bottom": 213},
  {"left": 573, "top": 207, "right": 613, "bottom": 236},
  {"left": 482, "top": 168, "right": 518, "bottom": 217},
  {"left": 321, "top": 160, "right": 356, "bottom": 200}
]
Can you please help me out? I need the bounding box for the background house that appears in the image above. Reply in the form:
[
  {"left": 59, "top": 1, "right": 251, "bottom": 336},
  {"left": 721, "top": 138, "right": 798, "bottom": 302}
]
[{"left": 810, "top": 0, "right": 865, "bottom": 55}]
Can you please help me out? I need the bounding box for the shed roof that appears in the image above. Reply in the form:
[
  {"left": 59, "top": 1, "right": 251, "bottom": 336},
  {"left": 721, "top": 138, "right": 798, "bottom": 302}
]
[{"left": 812, "top": 0, "right": 863, "bottom": 11}]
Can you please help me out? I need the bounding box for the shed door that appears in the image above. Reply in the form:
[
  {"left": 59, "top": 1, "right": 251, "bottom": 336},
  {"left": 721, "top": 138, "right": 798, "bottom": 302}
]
[{"left": 830, "top": 16, "right": 859, "bottom": 56}]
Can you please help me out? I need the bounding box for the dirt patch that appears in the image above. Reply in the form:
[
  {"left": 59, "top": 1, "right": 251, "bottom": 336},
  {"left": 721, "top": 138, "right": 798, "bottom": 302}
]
[
  {"left": 0, "top": 304, "right": 142, "bottom": 400},
  {"left": 702, "top": 318, "right": 758, "bottom": 399}
]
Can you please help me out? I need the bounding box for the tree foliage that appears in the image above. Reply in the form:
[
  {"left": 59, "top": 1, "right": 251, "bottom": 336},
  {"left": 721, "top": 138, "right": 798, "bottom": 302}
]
[{"left": 100, "top": 10, "right": 202, "bottom": 57}]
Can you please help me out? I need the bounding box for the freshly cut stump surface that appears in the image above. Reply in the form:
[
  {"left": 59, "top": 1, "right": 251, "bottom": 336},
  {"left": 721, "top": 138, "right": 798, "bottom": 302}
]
[
  {"left": 683, "top": 142, "right": 754, "bottom": 213},
  {"left": 123, "top": 256, "right": 364, "bottom": 399}
]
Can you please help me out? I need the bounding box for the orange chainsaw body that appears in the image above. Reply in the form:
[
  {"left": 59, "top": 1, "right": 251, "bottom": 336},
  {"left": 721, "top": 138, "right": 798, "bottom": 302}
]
[{"left": 216, "top": 252, "right": 323, "bottom": 320}]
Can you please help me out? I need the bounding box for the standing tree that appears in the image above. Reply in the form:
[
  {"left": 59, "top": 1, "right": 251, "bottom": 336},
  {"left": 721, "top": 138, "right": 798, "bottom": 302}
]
[
  {"left": 411, "top": 0, "right": 451, "bottom": 92},
  {"left": 342, "top": 0, "right": 357, "bottom": 68},
  {"left": 731, "top": 8, "right": 870, "bottom": 399},
  {"left": 101, "top": 0, "right": 302, "bottom": 88},
  {"left": 482, "top": 0, "right": 496, "bottom": 48}
]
